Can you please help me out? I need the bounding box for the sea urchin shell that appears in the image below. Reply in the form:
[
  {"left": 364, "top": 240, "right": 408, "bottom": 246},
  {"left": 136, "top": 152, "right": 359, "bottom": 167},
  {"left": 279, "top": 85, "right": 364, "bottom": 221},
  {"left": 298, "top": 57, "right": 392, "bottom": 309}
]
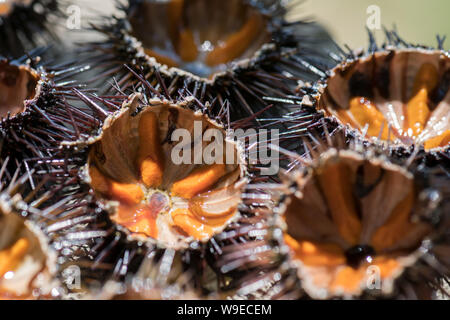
[
  {"left": 82, "top": 94, "right": 247, "bottom": 249},
  {"left": 277, "top": 145, "right": 449, "bottom": 299}
]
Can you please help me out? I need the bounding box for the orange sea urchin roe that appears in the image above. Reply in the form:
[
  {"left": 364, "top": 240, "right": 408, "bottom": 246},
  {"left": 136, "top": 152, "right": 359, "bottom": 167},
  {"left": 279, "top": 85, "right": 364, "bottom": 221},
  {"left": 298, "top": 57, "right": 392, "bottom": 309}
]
[
  {"left": 346, "top": 97, "right": 391, "bottom": 140},
  {"left": 140, "top": 0, "right": 265, "bottom": 74},
  {"left": 424, "top": 130, "right": 450, "bottom": 150},
  {"left": 0, "top": 3, "right": 11, "bottom": 16},
  {"left": 177, "top": 29, "right": 198, "bottom": 63},
  {"left": 137, "top": 112, "right": 164, "bottom": 188},
  {"left": 404, "top": 63, "right": 438, "bottom": 137},
  {"left": 0, "top": 238, "right": 30, "bottom": 279},
  {"left": 171, "top": 208, "right": 214, "bottom": 240},
  {"left": 90, "top": 166, "right": 144, "bottom": 205},
  {"left": 0, "top": 236, "right": 48, "bottom": 300},
  {"left": 171, "top": 164, "right": 226, "bottom": 199},
  {"left": 334, "top": 61, "right": 449, "bottom": 150},
  {"left": 205, "top": 13, "right": 264, "bottom": 66}
]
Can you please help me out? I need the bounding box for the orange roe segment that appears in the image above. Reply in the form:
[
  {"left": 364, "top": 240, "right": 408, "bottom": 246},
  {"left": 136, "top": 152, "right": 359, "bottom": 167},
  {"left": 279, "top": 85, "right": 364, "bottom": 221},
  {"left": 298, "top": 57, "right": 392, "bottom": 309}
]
[
  {"left": 171, "top": 208, "right": 214, "bottom": 240},
  {"left": 140, "top": 158, "right": 164, "bottom": 189},
  {"left": 171, "top": 164, "right": 226, "bottom": 199},
  {"left": 117, "top": 205, "right": 158, "bottom": 239},
  {"left": 348, "top": 97, "right": 390, "bottom": 140},
  {"left": 177, "top": 29, "right": 198, "bottom": 62},
  {"left": 424, "top": 130, "right": 450, "bottom": 150},
  {"left": 372, "top": 257, "right": 401, "bottom": 279},
  {"left": 317, "top": 162, "right": 362, "bottom": 245},
  {"left": 284, "top": 235, "right": 345, "bottom": 267},
  {"left": 0, "top": 4, "right": 11, "bottom": 16},
  {"left": 205, "top": 14, "right": 263, "bottom": 66},
  {"left": 404, "top": 88, "right": 430, "bottom": 137},
  {"left": 371, "top": 189, "right": 415, "bottom": 252},
  {"left": 110, "top": 182, "right": 145, "bottom": 205},
  {"left": 331, "top": 266, "right": 365, "bottom": 293},
  {"left": 0, "top": 238, "right": 30, "bottom": 278},
  {"left": 90, "top": 166, "right": 144, "bottom": 205},
  {"left": 137, "top": 111, "right": 164, "bottom": 188},
  {"left": 330, "top": 256, "right": 400, "bottom": 294}
]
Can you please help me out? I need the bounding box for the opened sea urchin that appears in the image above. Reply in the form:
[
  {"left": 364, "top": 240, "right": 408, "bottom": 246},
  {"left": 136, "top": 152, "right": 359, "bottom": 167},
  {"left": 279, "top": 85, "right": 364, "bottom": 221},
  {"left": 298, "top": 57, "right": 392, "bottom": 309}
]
[
  {"left": 293, "top": 31, "right": 450, "bottom": 164},
  {"left": 275, "top": 139, "right": 449, "bottom": 299},
  {"left": 84, "top": 94, "right": 247, "bottom": 248},
  {"left": 85, "top": 0, "right": 332, "bottom": 119}
]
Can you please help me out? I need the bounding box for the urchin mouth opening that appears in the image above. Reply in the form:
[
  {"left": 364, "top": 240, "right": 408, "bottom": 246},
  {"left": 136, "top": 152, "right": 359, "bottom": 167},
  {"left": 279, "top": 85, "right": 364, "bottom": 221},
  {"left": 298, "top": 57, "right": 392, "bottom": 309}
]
[
  {"left": 283, "top": 153, "right": 433, "bottom": 296},
  {"left": 128, "top": 0, "right": 271, "bottom": 78},
  {"left": 87, "top": 101, "right": 243, "bottom": 249},
  {"left": 319, "top": 50, "right": 450, "bottom": 150},
  {"left": 0, "top": 60, "right": 40, "bottom": 119}
]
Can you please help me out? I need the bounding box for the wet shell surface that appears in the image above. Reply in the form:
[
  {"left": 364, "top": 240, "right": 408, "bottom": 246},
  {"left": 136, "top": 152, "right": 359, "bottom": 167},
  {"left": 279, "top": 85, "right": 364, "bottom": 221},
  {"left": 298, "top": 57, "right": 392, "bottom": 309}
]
[
  {"left": 277, "top": 148, "right": 448, "bottom": 299},
  {"left": 83, "top": 94, "right": 247, "bottom": 250},
  {"left": 127, "top": 0, "right": 271, "bottom": 79},
  {"left": 0, "top": 192, "right": 61, "bottom": 300},
  {"left": 0, "top": 58, "right": 40, "bottom": 119},
  {"left": 318, "top": 48, "right": 450, "bottom": 152}
]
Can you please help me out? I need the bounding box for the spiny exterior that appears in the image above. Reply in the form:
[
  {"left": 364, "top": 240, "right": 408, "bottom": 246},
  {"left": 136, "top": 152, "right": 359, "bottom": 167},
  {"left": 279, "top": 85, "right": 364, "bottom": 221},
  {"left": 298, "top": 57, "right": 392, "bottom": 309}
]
[
  {"left": 206, "top": 180, "right": 304, "bottom": 300},
  {"left": 0, "top": 50, "right": 95, "bottom": 185},
  {"left": 81, "top": 0, "right": 334, "bottom": 121},
  {"left": 0, "top": 0, "right": 63, "bottom": 57}
]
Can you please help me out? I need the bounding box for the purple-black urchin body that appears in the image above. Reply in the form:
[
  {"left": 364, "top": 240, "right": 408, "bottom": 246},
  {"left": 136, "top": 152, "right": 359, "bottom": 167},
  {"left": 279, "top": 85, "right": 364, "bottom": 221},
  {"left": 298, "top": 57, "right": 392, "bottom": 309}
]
[
  {"left": 81, "top": 0, "right": 334, "bottom": 121},
  {"left": 0, "top": 0, "right": 63, "bottom": 57},
  {"left": 0, "top": 50, "right": 95, "bottom": 185},
  {"left": 205, "top": 181, "right": 304, "bottom": 300}
]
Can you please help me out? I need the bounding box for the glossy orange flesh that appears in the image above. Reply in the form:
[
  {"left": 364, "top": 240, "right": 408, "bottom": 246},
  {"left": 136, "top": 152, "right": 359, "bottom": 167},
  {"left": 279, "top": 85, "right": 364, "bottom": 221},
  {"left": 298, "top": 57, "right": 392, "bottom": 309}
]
[{"left": 332, "top": 63, "right": 447, "bottom": 149}]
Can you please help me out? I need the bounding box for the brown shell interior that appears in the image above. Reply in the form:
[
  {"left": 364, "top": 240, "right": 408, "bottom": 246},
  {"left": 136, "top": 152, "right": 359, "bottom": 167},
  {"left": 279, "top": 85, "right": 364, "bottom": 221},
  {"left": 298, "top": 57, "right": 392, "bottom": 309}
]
[
  {"left": 88, "top": 101, "right": 243, "bottom": 248},
  {"left": 283, "top": 152, "right": 433, "bottom": 298},
  {"left": 0, "top": 60, "right": 40, "bottom": 119},
  {"left": 0, "top": 213, "right": 46, "bottom": 300},
  {"left": 319, "top": 50, "right": 450, "bottom": 150},
  {"left": 128, "top": 0, "right": 270, "bottom": 78}
]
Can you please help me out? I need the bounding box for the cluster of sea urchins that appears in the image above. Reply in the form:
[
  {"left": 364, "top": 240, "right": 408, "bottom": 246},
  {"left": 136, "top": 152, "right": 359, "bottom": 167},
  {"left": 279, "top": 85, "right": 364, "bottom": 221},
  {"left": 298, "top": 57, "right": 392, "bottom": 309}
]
[{"left": 0, "top": 0, "right": 448, "bottom": 301}]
